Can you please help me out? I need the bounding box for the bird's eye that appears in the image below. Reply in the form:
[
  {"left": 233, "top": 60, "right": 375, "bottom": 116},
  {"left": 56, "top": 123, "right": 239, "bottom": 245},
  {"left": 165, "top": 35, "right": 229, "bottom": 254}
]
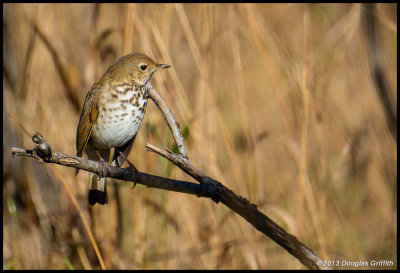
[{"left": 139, "top": 64, "right": 148, "bottom": 71}]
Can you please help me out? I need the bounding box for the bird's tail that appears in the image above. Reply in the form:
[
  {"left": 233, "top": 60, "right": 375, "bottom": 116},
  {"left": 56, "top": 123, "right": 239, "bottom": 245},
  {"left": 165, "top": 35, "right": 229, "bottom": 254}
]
[{"left": 88, "top": 173, "right": 108, "bottom": 206}]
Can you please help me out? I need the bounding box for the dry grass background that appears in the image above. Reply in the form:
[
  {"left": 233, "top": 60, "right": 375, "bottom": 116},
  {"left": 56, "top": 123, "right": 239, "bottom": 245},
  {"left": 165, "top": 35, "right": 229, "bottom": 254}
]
[{"left": 3, "top": 3, "right": 397, "bottom": 270}]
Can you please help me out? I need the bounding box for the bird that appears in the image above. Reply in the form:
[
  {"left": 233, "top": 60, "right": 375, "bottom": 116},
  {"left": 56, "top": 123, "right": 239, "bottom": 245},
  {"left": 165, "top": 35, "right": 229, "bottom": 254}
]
[{"left": 75, "top": 53, "right": 171, "bottom": 206}]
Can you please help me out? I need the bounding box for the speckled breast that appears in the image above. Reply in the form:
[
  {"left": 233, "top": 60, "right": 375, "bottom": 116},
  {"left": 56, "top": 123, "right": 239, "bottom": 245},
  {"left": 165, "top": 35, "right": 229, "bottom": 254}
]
[{"left": 90, "top": 83, "right": 148, "bottom": 149}]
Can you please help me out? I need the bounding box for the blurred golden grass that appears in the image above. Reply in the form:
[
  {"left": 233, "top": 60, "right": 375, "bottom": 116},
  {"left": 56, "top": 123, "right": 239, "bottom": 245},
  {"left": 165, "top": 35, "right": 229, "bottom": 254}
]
[{"left": 3, "top": 3, "right": 397, "bottom": 269}]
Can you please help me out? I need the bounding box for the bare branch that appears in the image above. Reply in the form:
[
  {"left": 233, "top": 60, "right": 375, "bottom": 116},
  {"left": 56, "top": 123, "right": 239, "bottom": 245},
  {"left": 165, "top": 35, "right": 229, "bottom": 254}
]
[
  {"left": 10, "top": 135, "right": 328, "bottom": 269},
  {"left": 147, "top": 84, "right": 188, "bottom": 158},
  {"left": 10, "top": 133, "right": 215, "bottom": 199},
  {"left": 144, "top": 87, "right": 329, "bottom": 269},
  {"left": 10, "top": 86, "right": 331, "bottom": 269},
  {"left": 145, "top": 143, "right": 216, "bottom": 186}
]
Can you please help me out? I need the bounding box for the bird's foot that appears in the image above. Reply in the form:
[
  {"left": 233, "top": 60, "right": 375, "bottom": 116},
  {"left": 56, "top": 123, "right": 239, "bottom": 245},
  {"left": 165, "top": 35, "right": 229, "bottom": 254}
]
[
  {"left": 95, "top": 149, "right": 108, "bottom": 179},
  {"left": 97, "top": 158, "right": 107, "bottom": 179}
]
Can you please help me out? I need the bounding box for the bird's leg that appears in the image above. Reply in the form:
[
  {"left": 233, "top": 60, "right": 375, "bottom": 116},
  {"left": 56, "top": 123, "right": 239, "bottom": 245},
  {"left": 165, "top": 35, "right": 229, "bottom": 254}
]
[
  {"left": 95, "top": 149, "right": 107, "bottom": 179},
  {"left": 115, "top": 149, "right": 138, "bottom": 189}
]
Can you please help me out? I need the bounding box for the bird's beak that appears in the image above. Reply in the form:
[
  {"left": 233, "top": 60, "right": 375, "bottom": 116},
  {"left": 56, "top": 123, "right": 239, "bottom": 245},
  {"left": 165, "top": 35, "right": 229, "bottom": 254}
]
[{"left": 156, "top": 63, "right": 171, "bottom": 70}]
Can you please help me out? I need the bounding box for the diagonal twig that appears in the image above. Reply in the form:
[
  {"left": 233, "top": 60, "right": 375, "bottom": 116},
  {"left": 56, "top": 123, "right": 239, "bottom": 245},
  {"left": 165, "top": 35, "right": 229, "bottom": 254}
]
[{"left": 146, "top": 86, "right": 330, "bottom": 269}]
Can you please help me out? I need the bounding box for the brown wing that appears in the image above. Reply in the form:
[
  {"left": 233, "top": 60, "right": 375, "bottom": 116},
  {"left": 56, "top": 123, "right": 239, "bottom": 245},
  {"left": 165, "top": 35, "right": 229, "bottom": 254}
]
[{"left": 75, "top": 83, "right": 102, "bottom": 174}]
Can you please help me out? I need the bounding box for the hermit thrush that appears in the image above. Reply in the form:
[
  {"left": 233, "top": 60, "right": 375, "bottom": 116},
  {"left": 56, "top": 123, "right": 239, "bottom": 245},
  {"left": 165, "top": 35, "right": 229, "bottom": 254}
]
[{"left": 76, "top": 53, "right": 170, "bottom": 206}]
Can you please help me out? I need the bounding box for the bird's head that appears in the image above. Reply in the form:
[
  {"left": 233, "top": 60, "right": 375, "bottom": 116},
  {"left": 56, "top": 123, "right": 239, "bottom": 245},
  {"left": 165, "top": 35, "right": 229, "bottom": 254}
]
[{"left": 114, "top": 53, "right": 171, "bottom": 87}]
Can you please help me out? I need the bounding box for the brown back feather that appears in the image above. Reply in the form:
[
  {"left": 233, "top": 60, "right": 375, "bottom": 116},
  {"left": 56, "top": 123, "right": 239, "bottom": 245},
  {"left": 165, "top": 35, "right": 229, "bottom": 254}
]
[{"left": 75, "top": 83, "right": 102, "bottom": 175}]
